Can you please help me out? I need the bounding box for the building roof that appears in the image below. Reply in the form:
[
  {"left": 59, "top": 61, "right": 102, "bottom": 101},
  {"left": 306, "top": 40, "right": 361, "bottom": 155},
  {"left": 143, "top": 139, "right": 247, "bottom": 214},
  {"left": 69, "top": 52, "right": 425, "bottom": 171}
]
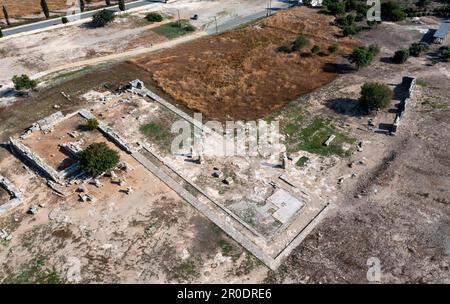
[{"left": 434, "top": 21, "right": 450, "bottom": 39}]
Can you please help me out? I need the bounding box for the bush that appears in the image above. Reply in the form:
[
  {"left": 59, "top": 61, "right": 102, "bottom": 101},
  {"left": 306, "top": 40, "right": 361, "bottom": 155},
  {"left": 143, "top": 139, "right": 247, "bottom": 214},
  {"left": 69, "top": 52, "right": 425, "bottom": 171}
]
[
  {"left": 145, "top": 12, "right": 163, "bottom": 23},
  {"left": 349, "top": 46, "right": 374, "bottom": 69},
  {"left": 324, "top": 0, "right": 346, "bottom": 15},
  {"left": 392, "top": 49, "right": 409, "bottom": 64},
  {"left": 381, "top": 1, "right": 407, "bottom": 21},
  {"left": 342, "top": 25, "right": 358, "bottom": 36},
  {"left": 79, "top": 143, "right": 120, "bottom": 177},
  {"left": 311, "top": 45, "right": 321, "bottom": 54},
  {"left": 292, "top": 35, "right": 309, "bottom": 51},
  {"left": 92, "top": 9, "right": 115, "bottom": 27},
  {"left": 61, "top": 16, "right": 69, "bottom": 24},
  {"left": 12, "top": 74, "right": 37, "bottom": 90},
  {"left": 359, "top": 82, "right": 393, "bottom": 111},
  {"left": 409, "top": 42, "right": 429, "bottom": 56},
  {"left": 86, "top": 118, "right": 99, "bottom": 130},
  {"left": 328, "top": 43, "right": 339, "bottom": 54},
  {"left": 439, "top": 45, "right": 450, "bottom": 60}
]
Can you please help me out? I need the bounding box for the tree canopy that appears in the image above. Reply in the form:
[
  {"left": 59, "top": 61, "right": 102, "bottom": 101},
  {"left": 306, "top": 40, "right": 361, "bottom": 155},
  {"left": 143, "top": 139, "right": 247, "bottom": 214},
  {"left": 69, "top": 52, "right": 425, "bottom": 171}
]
[{"left": 79, "top": 143, "right": 120, "bottom": 177}]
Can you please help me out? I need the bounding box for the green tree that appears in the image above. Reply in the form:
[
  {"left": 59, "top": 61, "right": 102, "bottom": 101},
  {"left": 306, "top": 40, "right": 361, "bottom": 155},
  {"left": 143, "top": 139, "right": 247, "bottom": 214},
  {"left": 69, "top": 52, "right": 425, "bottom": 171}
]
[
  {"left": 105, "top": 0, "right": 111, "bottom": 6},
  {"left": 349, "top": 46, "right": 374, "bottom": 69},
  {"left": 392, "top": 49, "right": 409, "bottom": 64},
  {"left": 0, "top": 28, "right": 3, "bottom": 38},
  {"left": 41, "top": 0, "right": 50, "bottom": 19},
  {"left": 86, "top": 118, "right": 99, "bottom": 130},
  {"left": 12, "top": 74, "right": 37, "bottom": 90},
  {"left": 3, "top": 6, "right": 10, "bottom": 26},
  {"left": 409, "top": 42, "right": 429, "bottom": 56},
  {"left": 62, "top": 16, "right": 69, "bottom": 24},
  {"left": 79, "top": 143, "right": 120, "bottom": 177},
  {"left": 359, "top": 82, "right": 393, "bottom": 111},
  {"left": 324, "top": 0, "right": 346, "bottom": 15},
  {"left": 118, "top": 0, "right": 126, "bottom": 12},
  {"left": 381, "top": 1, "right": 406, "bottom": 21},
  {"left": 292, "top": 35, "right": 309, "bottom": 51},
  {"left": 80, "top": 0, "right": 85, "bottom": 12},
  {"left": 92, "top": 9, "right": 115, "bottom": 27},
  {"left": 439, "top": 45, "right": 450, "bottom": 60}
]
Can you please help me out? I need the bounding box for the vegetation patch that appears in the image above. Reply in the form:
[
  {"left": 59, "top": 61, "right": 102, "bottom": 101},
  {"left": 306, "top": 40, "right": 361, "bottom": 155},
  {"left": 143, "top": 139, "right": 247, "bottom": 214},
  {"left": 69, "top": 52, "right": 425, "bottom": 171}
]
[
  {"left": 139, "top": 122, "right": 174, "bottom": 150},
  {"left": 2, "top": 257, "right": 62, "bottom": 284},
  {"left": 151, "top": 20, "right": 195, "bottom": 39},
  {"left": 284, "top": 117, "right": 355, "bottom": 157},
  {"left": 295, "top": 156, "right": 310, "bottom": 167}
]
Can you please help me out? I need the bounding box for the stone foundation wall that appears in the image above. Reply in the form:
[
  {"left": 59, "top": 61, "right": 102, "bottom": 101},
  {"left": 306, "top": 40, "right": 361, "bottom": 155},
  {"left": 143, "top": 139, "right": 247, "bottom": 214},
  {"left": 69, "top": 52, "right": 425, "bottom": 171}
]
[
  {"left": 392, "top": 76, "right": 416, "bottom": 134},
  {"left": 9, "top": 138, "right": 60, "bottom": 182}
]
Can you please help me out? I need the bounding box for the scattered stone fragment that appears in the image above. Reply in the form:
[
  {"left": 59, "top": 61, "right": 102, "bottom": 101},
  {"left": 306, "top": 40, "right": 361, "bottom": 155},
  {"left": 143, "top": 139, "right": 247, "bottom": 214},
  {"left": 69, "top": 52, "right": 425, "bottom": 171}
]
[
  {"left": 223, "top": 177, "right": 234, "bottom": 185},
  {"left": 79, "top": 193, "right": 93, "bottom": 203},
  {"left": 27, "top": 207, "right": 38, "bottom": 215},
  {"left": 212, "top": 171, "right": 224, "bottom": 178},
  {"left": 91, "top": 179, "right": 103, "bottom": 188}
]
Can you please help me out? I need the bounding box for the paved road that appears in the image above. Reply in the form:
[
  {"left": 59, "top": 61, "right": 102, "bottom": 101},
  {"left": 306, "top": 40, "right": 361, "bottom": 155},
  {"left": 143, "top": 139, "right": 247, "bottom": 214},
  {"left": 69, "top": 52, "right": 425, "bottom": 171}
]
[{"left": 2, "top": 0, "right": 162, "bottom": 37}]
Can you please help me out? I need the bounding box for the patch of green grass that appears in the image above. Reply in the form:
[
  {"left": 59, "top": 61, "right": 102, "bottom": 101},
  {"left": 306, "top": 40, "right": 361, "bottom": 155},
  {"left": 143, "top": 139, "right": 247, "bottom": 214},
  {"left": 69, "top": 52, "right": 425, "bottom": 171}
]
[
  {"left": 286, "top": 117, "right": 355, "bottom": 157},
  {"left": 234, "top": 253, "right": 263, "bottom": 276},
  {"left": 172, "top": 259, "right": 199, "bottom": 281},
  {"left": 295, "top": 156, "right": 310, "bottom": 167},
  {"left": 139, "top": 123, "right": 173, "bottom": 150},
  {"left": 3, "top": 257, "right": 62, "bottom": 284},
  {"left": 421, "top": 99, "right": 449, "bottom": 110},
  {"left": 416, "top": 79, "right": 429, "bottom": 87},
  {"left": 152, "top": 20, "right": 196, "bottom": 39},
  {"left": 218, "top": 239, "right": 233, "bottom": 256}
]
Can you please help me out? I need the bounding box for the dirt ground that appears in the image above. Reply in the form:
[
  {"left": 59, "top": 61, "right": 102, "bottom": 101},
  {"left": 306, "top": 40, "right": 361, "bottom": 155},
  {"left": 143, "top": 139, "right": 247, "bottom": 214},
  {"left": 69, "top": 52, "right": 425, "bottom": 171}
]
[
  {"left": 0, "top": 0, "right": 125, "bottom": 20},
  {"left": 0, "top": 14, "right": 168, "bottom": 86},
  {"left": 265, "top": 18, "right": 450, "bottom": 283},
  {"left": 131, "top": 7, "right": 357, "bottom": 121},
  {"left": 0, "top": 6, "right": 449, "bottom": 284}
]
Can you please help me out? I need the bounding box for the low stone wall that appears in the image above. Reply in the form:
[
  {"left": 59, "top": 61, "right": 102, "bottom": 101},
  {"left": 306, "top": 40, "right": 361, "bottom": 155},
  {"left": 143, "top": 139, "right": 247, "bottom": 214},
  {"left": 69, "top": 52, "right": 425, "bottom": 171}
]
[
  {"left": 78, "top": 109, "right": 134, "bottom": 154},
  {"left": 392, "top": 76, "right": 416, "bottom": 134},
  {"left": 20, "top": 111, "right": 65, "bottom": 139},
  {"left": 0, "top": 175, "right": 23, "bottom": 216},
  {"left": 9, "top": 138, "right": 60, "bottom": 182}
]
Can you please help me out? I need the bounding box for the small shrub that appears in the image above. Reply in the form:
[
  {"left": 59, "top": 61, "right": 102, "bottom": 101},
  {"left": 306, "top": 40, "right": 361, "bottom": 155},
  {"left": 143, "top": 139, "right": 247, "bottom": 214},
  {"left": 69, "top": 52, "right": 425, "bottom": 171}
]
[
  {"left": 392, "top": 49, "right": 409, "bottom": 64},
  {"left": 292, "top": 35, "right": 309, "bottom": 51},
  {"left": 349, "top": 46, "right": 374, "bottom": 69},
  {"left": 311, "top": 45, "right": 321, "bottom": 54},
  {"left": 86, "top": 118, "right": 99, "bottom": 131},
  {"left": 409, "top": 42, "right": 429, "bottom": 57},
  {"left": 12, "top": 74, "right": 37, "bottom": 90},
  {"left": 61, "top": 16, "right": 69, "bottom": 24},
  {"left": 145, "top": 12, "right": 163, "bottom": 23},
  {"left": 328, "top": 43, "right": 339, "bottom": 54},
  {"left": 92, "top": 9, "right": 115, "bottom": 27}
]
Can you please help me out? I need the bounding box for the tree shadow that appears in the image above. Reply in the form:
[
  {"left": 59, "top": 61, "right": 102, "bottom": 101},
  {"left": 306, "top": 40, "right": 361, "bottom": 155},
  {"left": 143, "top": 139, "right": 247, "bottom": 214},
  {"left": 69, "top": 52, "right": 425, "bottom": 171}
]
[
  {"left": 326, "top": 98, "right": 367, "bottom": 117},
  {"left": 380, "top": 56, "right": 394, "bottom": 64},
  {"left": 322, "top": 63, "right": 354, "bottom": 74}
]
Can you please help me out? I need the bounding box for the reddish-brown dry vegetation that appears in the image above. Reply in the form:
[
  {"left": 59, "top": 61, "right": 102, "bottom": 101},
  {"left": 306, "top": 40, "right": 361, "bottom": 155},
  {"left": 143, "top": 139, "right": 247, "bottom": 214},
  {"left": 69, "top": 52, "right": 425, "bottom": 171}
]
[
  {"left": 0, "top": 0, "right": 69, "bottom": 18},
  {"left": 131, "top": 7, "right": 358, "bottom": 121}
]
